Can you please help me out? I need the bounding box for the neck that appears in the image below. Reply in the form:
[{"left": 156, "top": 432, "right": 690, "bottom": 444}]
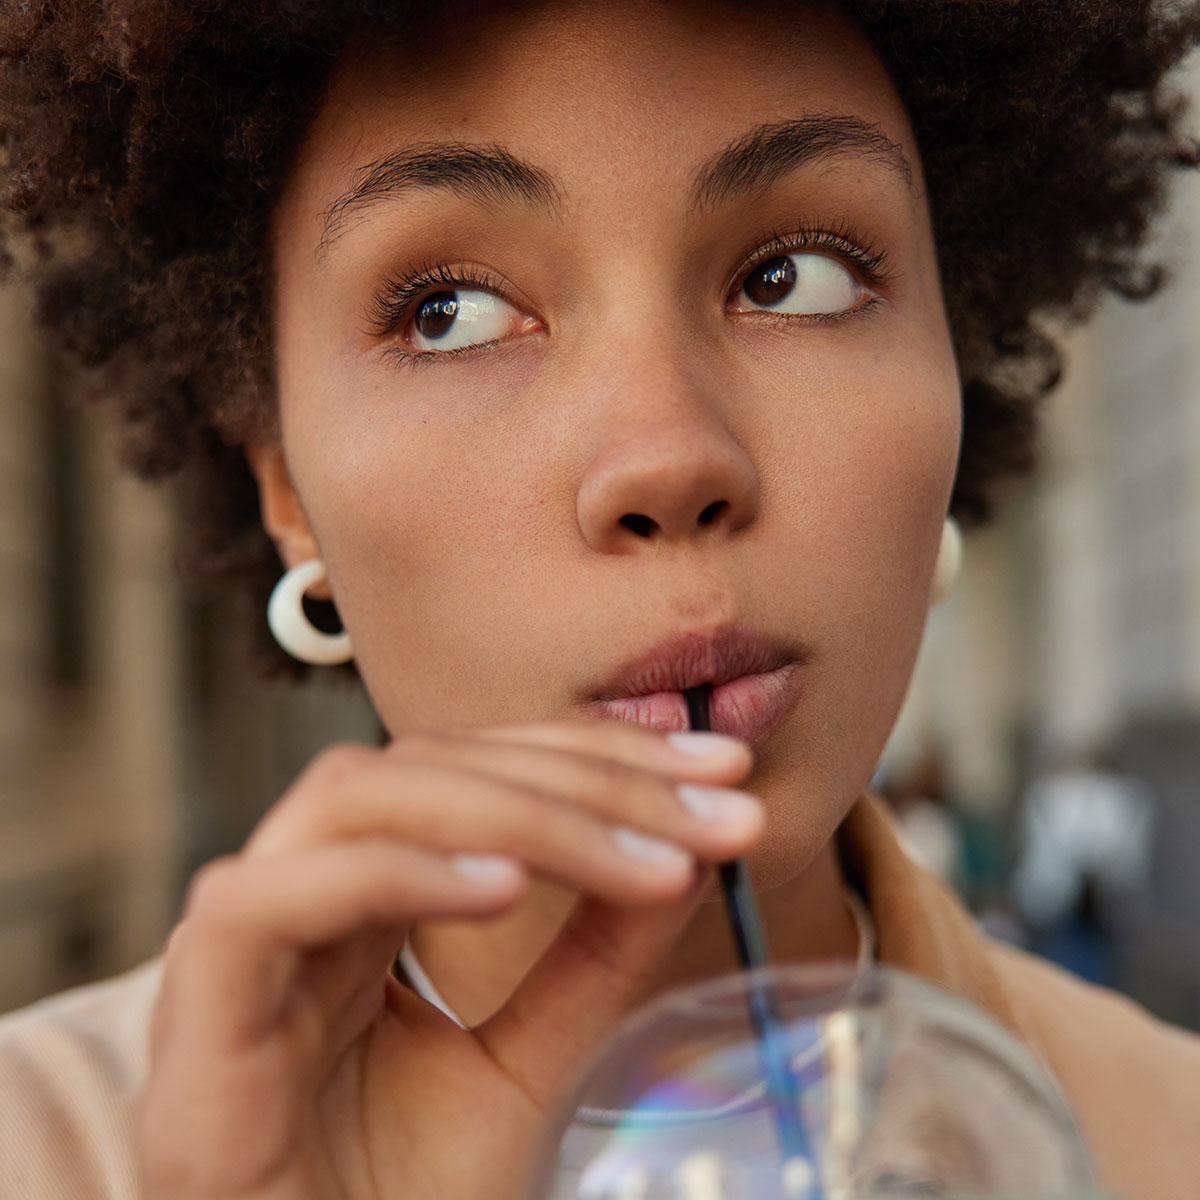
[{"left": 408, "top": 836, "right": 859, "bottom": 1028}]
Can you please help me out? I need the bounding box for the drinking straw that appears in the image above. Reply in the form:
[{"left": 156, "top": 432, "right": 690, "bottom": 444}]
[{"left": 683, "top": 685, "right": 816, "bottom": 1191}]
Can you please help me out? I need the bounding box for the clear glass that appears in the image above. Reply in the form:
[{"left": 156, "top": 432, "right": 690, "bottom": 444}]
[{"left": 533, "top": 963, "right": 1116, "bottom": 1200}]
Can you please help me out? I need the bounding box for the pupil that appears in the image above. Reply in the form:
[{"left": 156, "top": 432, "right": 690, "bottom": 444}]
[
  {"left": 415, "top": 292, "right": 459, "bottom": 339},
  {"left": 745, "top": 256, "right": 796, "bottom": 307}
]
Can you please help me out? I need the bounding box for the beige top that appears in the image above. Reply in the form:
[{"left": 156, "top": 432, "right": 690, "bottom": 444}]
[{"left": 1, "top": 793, "right": 1197, "bottom": 1199}]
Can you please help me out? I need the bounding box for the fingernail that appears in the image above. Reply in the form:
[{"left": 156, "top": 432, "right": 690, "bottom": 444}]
[
  {"left": 611, "top": 825, "right": 692, "bottom": 868},
  {"left": 677, "top": 784, "right": 763, "bottom": 825},
  {"left": 666, "top": 731, "right": 747, "bottom": 757},
  {"left": 450, "top": 853, "right": 522, "bottom": 884}
]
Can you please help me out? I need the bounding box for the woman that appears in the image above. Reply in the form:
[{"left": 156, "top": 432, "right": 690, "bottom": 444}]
[{"left": 1, "top": 1, "right": 1198, "bottom": 1197}]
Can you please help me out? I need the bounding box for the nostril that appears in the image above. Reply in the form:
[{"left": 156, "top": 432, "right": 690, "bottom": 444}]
[
  {"left": 619, "top": 513, "right": 658, "bottom": 538},
  {"left": 698, "top": 500, "right": 728, "bottom": 526}
]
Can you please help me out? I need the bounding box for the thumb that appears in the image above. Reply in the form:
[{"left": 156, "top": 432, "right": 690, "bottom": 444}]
[{"left": 475, "top": 869, "right": 710, "bottom": 1111}]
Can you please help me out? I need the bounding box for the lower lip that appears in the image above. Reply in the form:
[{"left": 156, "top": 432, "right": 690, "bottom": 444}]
[{"left": 589, "top": 664, "right": 802, "bottom": 745}]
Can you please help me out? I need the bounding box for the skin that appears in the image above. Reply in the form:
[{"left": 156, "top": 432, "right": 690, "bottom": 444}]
[{"left": 143, "top": 1, "right": 961, "bottom": 1195}]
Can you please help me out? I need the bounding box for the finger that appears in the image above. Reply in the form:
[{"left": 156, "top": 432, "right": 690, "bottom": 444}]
[
  {"left": 160, "top": 843, "right": 526, "bottom": 1055},
  {"left": 144, "top": 844, "right": 525, "bottom": 1194},
  {"left": 477, "top": 872, "right": 709, "bottom": 1109},
  {"left": 462, "top": 718, "right": 753, "bottom": 783},
  {"left": 386, "top": 731, "right": 765, "bottom": 858},
  {"left": 249, "top": 749, "right": 758, "bottom": 906}
]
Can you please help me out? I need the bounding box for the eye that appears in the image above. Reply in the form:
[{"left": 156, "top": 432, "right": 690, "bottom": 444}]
[
  {"left": 733, "top": 252, "right": 870, "bottom": 317},
  {"left": 407, "top": 288, "right": 528, "bottom": 353}
]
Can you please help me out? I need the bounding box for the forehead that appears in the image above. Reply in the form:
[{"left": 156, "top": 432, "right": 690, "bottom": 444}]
[{"left": 278, "top": 0, "right": 921, "bottom": 255}]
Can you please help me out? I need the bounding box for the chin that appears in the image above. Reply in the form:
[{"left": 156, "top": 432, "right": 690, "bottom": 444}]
[{"left": 696, "top": 830, "right": 827, "bottom": 902}]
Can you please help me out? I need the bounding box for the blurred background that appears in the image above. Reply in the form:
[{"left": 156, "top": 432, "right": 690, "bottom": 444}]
[{"left": 1, "top": 125, "right": 1198, "bottom": 1031}]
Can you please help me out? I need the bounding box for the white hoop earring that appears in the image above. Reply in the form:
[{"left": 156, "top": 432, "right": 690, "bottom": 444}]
[
  {"left": 267, "top": 558, "right": 354, "bottom": 665},
  {"left": 931, "top": 516, "right": 963, "bottom": 605}
]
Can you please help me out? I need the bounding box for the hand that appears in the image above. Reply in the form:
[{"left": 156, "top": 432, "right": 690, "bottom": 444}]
[{"left": 139, "top": 719, "right": 762, "bottom": 1199}]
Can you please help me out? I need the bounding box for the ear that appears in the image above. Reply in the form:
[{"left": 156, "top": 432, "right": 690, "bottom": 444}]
[{"left": 245, "top": 442, "right": 332, "bottom": 600}]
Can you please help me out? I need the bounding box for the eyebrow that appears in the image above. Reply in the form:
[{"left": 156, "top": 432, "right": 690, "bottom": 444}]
[
  {"left": 319, "top": 142, "right": 561, "bottom": 248},
  {"left": 318, "top": 114, "right": 911, "bottom": 249},
  {"left": 689, "top": 115, "right": 913, "bottom": 210}
]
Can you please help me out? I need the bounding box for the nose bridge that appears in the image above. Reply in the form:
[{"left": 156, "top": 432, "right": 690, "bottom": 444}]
[{"left": 573, "top": 331, "right": 760, "bottom": 552}]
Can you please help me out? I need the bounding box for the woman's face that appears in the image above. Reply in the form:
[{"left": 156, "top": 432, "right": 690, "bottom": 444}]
[{"left": 265, "top": 0, "right": 960, "bottom": 884}]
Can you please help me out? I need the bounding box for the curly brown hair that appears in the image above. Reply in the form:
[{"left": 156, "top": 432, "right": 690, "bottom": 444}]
[{"left": 2, "top": 0, "right": 1198, "bottom": 676}]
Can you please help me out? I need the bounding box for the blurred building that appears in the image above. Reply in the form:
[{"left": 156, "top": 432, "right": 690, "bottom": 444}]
[
  {"left": 0, "top": 285, "right": 180, "bottom": 1010},
  {"left": 883, "top": 154, "right": 1200, "bottom": 1026},
  {"left": 0, "top": 284, "right": 376, "bottom": 1012}
]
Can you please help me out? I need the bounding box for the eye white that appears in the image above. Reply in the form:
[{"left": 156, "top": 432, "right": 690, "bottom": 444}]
[
  {"left": 737, "top": 252, "right": 868, "bottom": 316},
  {"left": 410, "top": 288, "right": 519, "bottom": 352}
]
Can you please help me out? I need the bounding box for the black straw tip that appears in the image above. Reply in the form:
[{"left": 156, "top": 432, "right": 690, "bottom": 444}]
[{"left": 683, "top": 684, "right": 713, "bottom": 732}]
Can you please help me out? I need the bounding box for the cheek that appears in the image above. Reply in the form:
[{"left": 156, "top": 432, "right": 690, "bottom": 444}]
[
  {"left": 282, "top": 373, "right": 555, "bottom": 722},
  {"left": 757, "top": 330, "right": 960, "bottom": 567},
  {"left": 812, "top": 360, "right": 957, "bottom": 656},
  {"left": 819, "top": 365, "right": 958, "bottom": 686},
  {"left": 284, "top": 346, "right": 535, "bottom": 580},
  {"left": 742, "top": 349, "right": 959, "bottom": 880}
]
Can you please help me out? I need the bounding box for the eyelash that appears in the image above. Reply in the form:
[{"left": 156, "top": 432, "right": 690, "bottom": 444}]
[
  {"left": 734, "top": 221, "right": 892, "bottom": 294},
  {"left": 367, "top": 223, "right": 891, "bottom": 366},
  {"left": 367, "top": 261, "right": 503, "bottom": 336}
]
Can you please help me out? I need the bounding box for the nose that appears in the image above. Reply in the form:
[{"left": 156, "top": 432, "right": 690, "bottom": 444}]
[{"left": 575, "top": 351, "right": 760, "bottom": 554}]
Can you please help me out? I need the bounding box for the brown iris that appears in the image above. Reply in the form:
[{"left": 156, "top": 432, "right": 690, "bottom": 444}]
[
  {"left": 742, "top": 256, "right": 797, "bottom": 307},
  {"left": 415, "top": 292, "right": 460, "bottom": 340}
]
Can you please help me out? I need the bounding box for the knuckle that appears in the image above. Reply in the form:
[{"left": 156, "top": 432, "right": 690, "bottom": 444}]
[
  {"left": 304, "top": 740, "right": 372, "bottom": 793},
  {"left": 458, "top": 782, "right": 540, "bottom": 851},
  {"left": 488, "top": 787, "right": 576, "bottom": 856},
  {"left": 590, "top": 762, "right": 658, "bottom": 822},
  {"left": 182, "top": 855, "right": 242, "bottom": 921},
  {"left": 590, "top": 752, "right": 633, "bottom": 787},
  {"left": 591, "top": 756, "right": 674, "bottom": 819},
  {"left": 643, "top": 772, "right": 687, "bottom": 821},
  {"left": 527, "top": 793, "right": 582, "bottom": 846}
]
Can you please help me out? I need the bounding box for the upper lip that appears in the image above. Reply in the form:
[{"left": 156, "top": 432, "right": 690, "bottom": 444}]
[{"left": 588, "top": 627, "right": 802, "bottom": 701}]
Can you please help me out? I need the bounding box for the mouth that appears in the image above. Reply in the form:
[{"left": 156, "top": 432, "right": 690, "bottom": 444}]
[{"left": 582, "top": 628, "right": 805, "bottom": 745}]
